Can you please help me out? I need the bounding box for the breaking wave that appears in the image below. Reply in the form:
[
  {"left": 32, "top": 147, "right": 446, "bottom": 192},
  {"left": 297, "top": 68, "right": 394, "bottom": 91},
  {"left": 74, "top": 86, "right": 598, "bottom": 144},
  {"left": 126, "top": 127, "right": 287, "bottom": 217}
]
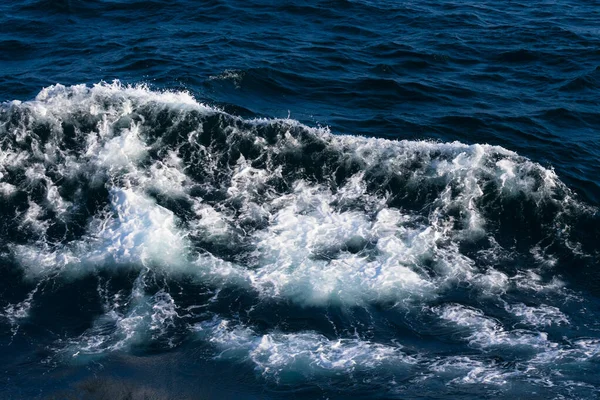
[{"left": 1, "top": 82, "right": 599, "bottom": 398}]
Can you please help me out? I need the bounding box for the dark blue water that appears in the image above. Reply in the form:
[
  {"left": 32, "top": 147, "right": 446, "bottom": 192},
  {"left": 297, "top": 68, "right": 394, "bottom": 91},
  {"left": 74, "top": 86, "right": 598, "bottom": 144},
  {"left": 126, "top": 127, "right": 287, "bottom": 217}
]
[{"left": 1, "top": 1, "right": 600, "bottom": 399}]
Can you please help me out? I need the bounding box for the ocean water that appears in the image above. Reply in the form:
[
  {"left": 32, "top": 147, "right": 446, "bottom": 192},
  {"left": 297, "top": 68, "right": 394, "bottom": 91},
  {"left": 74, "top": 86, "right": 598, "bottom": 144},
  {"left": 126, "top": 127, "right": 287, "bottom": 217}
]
[{"left": 1, "top": 1, "right": 600, "bottom": 399}]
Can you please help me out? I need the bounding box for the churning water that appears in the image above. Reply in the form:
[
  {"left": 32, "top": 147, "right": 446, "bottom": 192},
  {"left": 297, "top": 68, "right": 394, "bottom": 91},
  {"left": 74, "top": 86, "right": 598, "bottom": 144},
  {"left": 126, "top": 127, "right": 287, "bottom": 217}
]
[{"left": 1, "top": 1, "right": 600, "bottom": 399}]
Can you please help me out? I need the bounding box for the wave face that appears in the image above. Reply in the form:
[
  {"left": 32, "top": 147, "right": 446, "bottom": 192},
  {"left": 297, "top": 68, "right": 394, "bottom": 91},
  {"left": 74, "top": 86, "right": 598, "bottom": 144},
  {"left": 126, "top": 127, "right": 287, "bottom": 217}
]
[{"left": 1, "top": 83, "right": 599, "bottom": 399}]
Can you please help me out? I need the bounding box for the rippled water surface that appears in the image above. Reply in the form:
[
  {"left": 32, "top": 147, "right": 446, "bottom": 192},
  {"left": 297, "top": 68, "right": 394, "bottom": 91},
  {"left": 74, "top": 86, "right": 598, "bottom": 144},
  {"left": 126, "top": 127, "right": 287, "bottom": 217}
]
[{"left": 1, "top": 1, "right": 600, "bottom": 399}]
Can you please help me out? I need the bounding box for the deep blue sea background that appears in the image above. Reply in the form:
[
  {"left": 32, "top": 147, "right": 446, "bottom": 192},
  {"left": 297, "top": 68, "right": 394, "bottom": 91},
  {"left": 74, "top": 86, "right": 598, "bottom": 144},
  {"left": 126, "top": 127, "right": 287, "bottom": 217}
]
[{"left": 1, "top": 1, "right": 600, "bottom": 399}]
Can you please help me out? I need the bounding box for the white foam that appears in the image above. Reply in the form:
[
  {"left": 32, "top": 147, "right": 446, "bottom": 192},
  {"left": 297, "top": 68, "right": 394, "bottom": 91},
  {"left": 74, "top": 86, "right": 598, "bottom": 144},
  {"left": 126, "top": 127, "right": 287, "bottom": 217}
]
[
  {"left": 208, "top": 69, "right": 245, "bottom": 88},
  {"left": 0, "top": 182, "right": 16, "bottom": 196},
  {"left": 34, "top": 81, "right": 205, "bottom": 112},
  {"left": 250, "top": 192, "right": 433, "bottom": 304},
  {"left": 436, "top": 304, "right": 555, "bottom": 351},
  {"left": 1, "top": 283, "right": 41, "bottom": 334},
  {"left": 13, "top": 188, "right": 191, "bottom": 277},
  {"left": 428, "top": 356, "right": 517, "bottom": 386},
  {"left": 195, "top": 317, "right": 416, "bottom": 380},
  {"left": 146, "top": 151, "right": 190, "bottom": 198},
  {"left": 68, "top": 273, "right": 180, "bottom": 358},
  {"left": 506, "top": 303, "right": 569, "bottom": 327},
  {"left": 19, "top": 199, "right": 48, "bottom": 235},
  {"left": 95, "top": 122, "right": 148, "bottom": 171},
  {"left": 530, "top": 338, "right": 600, "bottom": 365},
  {"left": 511, "top": 271, "right": 566, "bottom": 294}
]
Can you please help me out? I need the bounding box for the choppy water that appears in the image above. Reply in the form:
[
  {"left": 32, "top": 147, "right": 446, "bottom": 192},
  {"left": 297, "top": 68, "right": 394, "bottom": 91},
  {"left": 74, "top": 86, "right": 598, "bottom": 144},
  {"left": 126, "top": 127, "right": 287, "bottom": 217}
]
[{"left": 1, "top": 1, "right": 600, "bottom": 399}]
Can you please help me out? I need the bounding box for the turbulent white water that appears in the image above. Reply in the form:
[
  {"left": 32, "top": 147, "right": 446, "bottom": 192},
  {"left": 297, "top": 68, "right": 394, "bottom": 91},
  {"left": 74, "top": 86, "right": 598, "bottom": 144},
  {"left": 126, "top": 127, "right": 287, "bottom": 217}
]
[{"left": 1, "top": 82, "right": 598, "bottom": 395}]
